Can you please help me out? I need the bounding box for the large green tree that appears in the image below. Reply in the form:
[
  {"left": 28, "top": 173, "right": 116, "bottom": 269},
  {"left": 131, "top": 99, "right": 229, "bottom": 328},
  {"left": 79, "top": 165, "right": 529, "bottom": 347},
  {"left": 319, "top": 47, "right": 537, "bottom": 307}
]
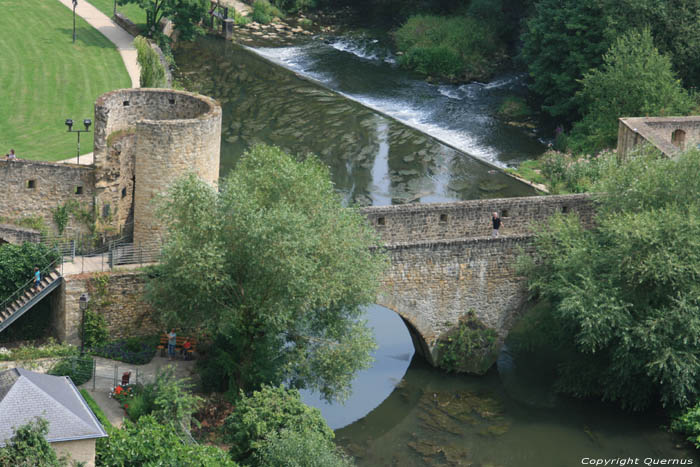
[
  {"left": 569, "top": 28, "right": 695, "bottom": 153},
  {"left": 147, "top": 144, "right": 386, "bottom": 401},
  {"left": 118, "top": 0, "right": 208, "bottom": 40},
  {"left": 0, "top": 418, "right": 66, "bottom": 467},
  {"left": 0, "top": 243, "right": 60, "bottom": 302},
  {"left": 520, "top": 0, "right": 609, "bottom": 121},
  {"left": 519, "top": 148, "right": 700, "bottom": 410}
]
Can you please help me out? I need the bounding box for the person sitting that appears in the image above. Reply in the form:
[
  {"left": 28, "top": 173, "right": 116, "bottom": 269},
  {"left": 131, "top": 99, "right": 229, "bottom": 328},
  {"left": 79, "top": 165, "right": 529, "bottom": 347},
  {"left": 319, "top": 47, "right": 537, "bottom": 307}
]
[
  {"left": 181, "top": 337, "right": 192, "bottom": 359},
  {"left": 7, "top": 149, "right": 16, "bottom": 161}
]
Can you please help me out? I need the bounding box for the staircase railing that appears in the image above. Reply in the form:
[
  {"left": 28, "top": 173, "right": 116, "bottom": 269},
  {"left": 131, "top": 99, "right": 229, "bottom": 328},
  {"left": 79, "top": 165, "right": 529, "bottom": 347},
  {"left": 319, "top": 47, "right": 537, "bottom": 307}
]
[{"left": 0, "top": 254, "right": 63, "bottom": 317}]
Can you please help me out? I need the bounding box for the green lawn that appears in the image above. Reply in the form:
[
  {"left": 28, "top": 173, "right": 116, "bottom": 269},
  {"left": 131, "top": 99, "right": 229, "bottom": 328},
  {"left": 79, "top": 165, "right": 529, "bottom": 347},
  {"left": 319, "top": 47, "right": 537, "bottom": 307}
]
[
  {"left": 0, "top": 0, "right": 130, "bottom": 161},
  {"left": 90, "top": 0, "right": 148, "bottom": 32}
]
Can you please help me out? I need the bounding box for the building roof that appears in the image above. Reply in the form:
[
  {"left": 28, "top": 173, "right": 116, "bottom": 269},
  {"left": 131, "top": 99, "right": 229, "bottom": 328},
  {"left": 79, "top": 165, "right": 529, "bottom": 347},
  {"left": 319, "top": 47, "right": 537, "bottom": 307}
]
[
  {"left": 0, "top": 368, "right": 108, "bottom": 447},
  {"left": 619, "top": 116, "right": 700, "bottom": 158}
]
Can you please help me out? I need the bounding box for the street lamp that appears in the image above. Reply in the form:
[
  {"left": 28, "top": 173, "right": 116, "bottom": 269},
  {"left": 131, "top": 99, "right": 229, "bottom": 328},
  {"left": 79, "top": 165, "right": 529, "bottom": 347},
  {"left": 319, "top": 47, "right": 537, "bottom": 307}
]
[
  {"left": 79, "top": 293, "right": 89, "bottom": 356},
  {"left": 65, "top": 118, "right": 92, "bottom": 165},
  {"left": 72, "top": 0, "right": 78, "bottom": 44}
]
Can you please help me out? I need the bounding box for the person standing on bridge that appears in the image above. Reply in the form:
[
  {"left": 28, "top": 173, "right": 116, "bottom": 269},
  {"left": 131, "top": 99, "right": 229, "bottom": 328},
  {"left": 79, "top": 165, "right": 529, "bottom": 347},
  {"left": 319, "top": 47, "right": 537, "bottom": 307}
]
[{"left": 491, "top": 212, "right": 502, "bottom": 237}]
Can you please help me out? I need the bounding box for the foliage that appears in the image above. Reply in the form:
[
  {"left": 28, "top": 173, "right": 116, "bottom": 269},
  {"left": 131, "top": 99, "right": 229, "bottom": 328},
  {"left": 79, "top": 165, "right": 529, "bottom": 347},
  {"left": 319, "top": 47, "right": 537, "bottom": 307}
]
[
  {"left": 519, "top": 148, "right": 700, "bottom": 410},
  {"left": 48, "top": 355, "right": 93, "bottom": 386},
  {"left": 118, "top": 0, "right": 208, "bottom": 40},
  {"left": 134, "top": 36, "right": 167, "bottom": 88},
  {"left": 91, "top": 337, "right": 157, "bottom": 364},
  {"left": 436, "top": 310, "right": 498, "bottom": 374},
  {"left": 0, "top": 338, "right": 78, "bottom": 361},
  {"left": 147, "top": 144, "right": 385, "bottom": 401},
  {"left": 151, "top": 366, "right": 202, "bottom": 428},
  {"left": 394, "top": 14, "right": 504, "bottom": 81},
  {"left": 271, "top": 0, "right": 316, "bottom": 13},
  {"left": 600, "top": 0, "right": 700, "bottom": 90},
  {"left": 252, "top": 0, "right": 283, "bottom": 24},
  {"left": 233, "top": 9, "right": 252, "bottom": 26},
  {"left": 520, "top": 0, "right": 608, "bottom": 121},
  {"left": 81, "top": 309, "right": 109, "bottom": 350},
  {"left": 97, "top": 415, "right": 237, "bottom": 466},
  {"left": 255, "top": 429, "right": 354, "bottom": 467},
  {"left": 540, "top": 149, "right": 616, "bottom": 194},
  {"left": 672, "top": 402, "right": 700, "bottom": 448},
  {"left": 0, "top": 418, "right": 67, "bottom": 467},
  {"left": 51, "top": 202, "right": 72, "bottom": 236},
  {"left": 497, "top": 96, "right": 532, "bottom": 121},
  {"left": 224, "top": 385, "right": 334, "bottom": 463},
  {"left": 568, "top": 29, "right": 695, "bottom": 153},
  {"left": 0, "top": 242, "right": 61, "bottom": 302},
  {"left": 80, "top": 389, "right": 114, "bottom": 430}
]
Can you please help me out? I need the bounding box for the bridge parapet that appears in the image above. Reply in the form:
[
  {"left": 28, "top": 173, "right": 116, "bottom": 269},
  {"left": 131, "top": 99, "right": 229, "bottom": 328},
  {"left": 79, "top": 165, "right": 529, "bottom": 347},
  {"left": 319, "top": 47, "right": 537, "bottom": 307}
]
[{"left": 362, "top": 193, "right": 593, "bottom": 245}]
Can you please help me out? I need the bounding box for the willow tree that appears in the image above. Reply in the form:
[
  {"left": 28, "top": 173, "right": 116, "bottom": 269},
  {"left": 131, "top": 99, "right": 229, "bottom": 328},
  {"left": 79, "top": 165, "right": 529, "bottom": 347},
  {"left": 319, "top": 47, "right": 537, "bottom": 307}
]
[{"left": 147, "top": 144, "right": 387, "bottom": 401}]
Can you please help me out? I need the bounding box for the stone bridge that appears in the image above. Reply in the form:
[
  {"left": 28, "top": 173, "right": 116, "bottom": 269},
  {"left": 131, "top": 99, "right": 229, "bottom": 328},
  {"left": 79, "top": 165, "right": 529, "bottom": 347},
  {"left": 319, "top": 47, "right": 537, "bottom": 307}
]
[{"left": 361, "top": 193, "right": 595, "bottom": 372}]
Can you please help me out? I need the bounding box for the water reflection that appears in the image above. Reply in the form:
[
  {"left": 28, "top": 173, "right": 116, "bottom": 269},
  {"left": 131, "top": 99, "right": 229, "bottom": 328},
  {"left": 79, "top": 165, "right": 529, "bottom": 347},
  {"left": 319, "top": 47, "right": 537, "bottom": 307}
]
[{"left": 174, "top": 37, "right": 536, "bottom": 205}]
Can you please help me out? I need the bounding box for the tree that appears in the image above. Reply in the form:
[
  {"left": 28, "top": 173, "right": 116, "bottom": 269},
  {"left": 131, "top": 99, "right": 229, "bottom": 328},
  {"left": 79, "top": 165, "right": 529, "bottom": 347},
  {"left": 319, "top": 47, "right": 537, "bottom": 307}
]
[
  {"left": 147, "top": 144, "right": 386, "bottom": 401},
  {"left": 255, "top": 429, "right": 354, "bottom": 467},
  {"left": 519, "top": 148, "right": 700, "bottom": 410},
  {"left": 97, "top": 415, "right": 237, "bottom": 466},
  {"left": 520, "top": 0, "right": 609, "bottom": 121},
  {"left": 118, "top": 0, "right": 208, "bottom": 40},
  {"left": 223, "top": 385, "right": 335, "bottom": 464},
  {"left": 569, "top": 28, "right": 695, "bottom": 153},
  {"left": 0, "top": 418, "right": 66, "bottom": 467},
  {"left": 0, "top": 242, "right": 60, "bottom": 302}
]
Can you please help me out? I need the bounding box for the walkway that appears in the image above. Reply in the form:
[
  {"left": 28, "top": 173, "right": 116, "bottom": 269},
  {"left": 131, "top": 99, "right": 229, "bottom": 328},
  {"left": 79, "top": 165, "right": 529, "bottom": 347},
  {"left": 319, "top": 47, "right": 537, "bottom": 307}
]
[{"left": 56, "top": 0, "right": 141, "bottom": 166}]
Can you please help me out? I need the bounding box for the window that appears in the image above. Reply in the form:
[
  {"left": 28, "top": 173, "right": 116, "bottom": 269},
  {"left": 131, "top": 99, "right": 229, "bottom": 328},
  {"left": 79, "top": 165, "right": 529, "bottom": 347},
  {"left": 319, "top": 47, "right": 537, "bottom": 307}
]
[
  {"left": 102, "top": 204, "right": 111, "bottom": 219},
  {"left": 377, "top": 217, "right": 385, "bottom": 226},
  {"left": 123, "top": 100, "right": 130, "bottom": 107},
  {"left": 75, "top": 186, "right": 83, "bottom": 195},
  {"left": 26, "top": 180, "right": 36, "bottom": 189},
  {"left": 169, "top": 98, "right": 175, "bottom": 105},
  {"left": 672, "top": 129, "right": 686, "bottom": 149},
  {"left": 501, "top": 209, "right": 509, "bottom": 218},
  {"left": 562, "top": 206, "right": 569, "bottom": 214},
  {"left": 439, "top": 214, "right": 448, "bottom": 223},
  {"left": 121, "top": 187, "right": 127, "bottom": 198}
]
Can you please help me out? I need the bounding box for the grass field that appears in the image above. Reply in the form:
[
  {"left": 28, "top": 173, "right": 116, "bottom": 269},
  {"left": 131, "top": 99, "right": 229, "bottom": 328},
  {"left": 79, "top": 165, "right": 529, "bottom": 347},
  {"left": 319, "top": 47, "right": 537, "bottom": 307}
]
[
  {"left": 90, "top": 0, "right": 148, "bottom": 32},
  {"left": 0, "top": 0, "right": 130, "bottom": 161}
]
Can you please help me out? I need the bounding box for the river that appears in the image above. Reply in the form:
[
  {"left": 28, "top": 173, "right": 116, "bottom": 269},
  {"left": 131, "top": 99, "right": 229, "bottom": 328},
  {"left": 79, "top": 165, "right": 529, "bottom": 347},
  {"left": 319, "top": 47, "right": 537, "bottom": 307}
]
[{"left": 173, "top": 34, "right": 697, "bottom": 466}]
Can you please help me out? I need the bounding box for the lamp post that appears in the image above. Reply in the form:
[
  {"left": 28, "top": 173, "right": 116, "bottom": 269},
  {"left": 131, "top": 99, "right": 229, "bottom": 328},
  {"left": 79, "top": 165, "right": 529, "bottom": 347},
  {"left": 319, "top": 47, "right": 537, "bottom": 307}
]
[
  {"left": 65, "top": 118, "right": 92, "bottom": 165},
  {"left": 79, "top": 293, "right": 89, "bottom": 356},
  {"left": 72, "top": 0, "right": 78, "bottom": 44}
]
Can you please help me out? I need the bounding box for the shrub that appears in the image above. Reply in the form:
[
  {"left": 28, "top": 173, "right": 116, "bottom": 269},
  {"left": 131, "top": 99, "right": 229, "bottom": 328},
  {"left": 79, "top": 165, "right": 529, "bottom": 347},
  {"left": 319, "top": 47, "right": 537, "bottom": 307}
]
[
  {"left": 0, "top": 339, "right": 78, "bottom": 361},
  {"left": 97, "top": 415, "right": 237, "bottom": 466},
  {"left": 436, "top": 310, "right": 498, "bottom": 374},
  {"left": 271, "top": 0, "right": 315, "bottom": 13},
  {"left": 48, "top": 355, "right": 93, "bottom": 386},
  {"left": 0, "top": 418, "right": 67, "bottom": 466},
  {"left": 672, "top": 403, "right": 700, "bottom": 448},
  {"left": 81, "top": 309, "right": 109, "bottom": 350},
  {"left": 134, "top": 35, "right": 166, "bottom": 88},
  {"left": 394, "top": 14, "right": 503, "bottom": 81},
  {"left": 252, "top": 0, "right": 282, "bottom": 24},
  {"left": 224, "top": 385, "right": 334, "bottom": 463},
  {"left": 497, "top": 96, "right": 532, "bottom": 121},
  {"left": 255, "top": 429, "right": 353, "bottom": 467},
  {"left": 90, "top": 337, "right": 156, "bottom": 364}
]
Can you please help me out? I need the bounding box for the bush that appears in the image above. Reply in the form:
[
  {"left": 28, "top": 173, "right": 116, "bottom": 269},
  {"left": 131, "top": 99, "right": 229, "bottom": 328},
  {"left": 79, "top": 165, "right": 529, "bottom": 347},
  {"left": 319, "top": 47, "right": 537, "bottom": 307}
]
[
  {"left": 255, "top": 429, "right": 353, "bottom": 467},
  {"left": 0, "top": 339, "right": 78, "bottom": 361},
  {"left": 252, "top": 0, "right": 282, "bottom": 24},
  {"left": 81, "top": 309, "right": 109, "bottom": 350},
  {"left": 672, "top": 403, "right": 700, "bottom": 448},
  {"left": 0, "top": 243, "right": 61, "bottom": 303},
  {"left": 134, "top": 35, "right": 166, "bottom": 88},
  {"left": 0, "top": 418, "right": 67, "bottom": 466},
  {"left": 90, "top": 337, "right": 156, "bottom": 364},
  {"left": 48, "top": 355, "right": 93, "bottom": 386},
  {"left": 97, "top": 415, "right": 237, "bottom": 466},
  {"left": 224, "top": 385, "right": 334, "bottom": 463},
  {"left": 436, "top": 310, "right": 498, "bottom": 374},
  {"left": 394, "top": 14, "right": 503, "bottom": 81},
  {"left": 271, "top": 0, "right": 315, "bottom": 13},
  {"left": 497, "top": 96, "right": 532, "bottom": 121}
]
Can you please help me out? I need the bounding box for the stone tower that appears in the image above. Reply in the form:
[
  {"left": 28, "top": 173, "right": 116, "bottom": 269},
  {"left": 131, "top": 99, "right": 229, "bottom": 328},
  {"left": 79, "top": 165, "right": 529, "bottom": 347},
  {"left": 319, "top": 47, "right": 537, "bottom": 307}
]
[{"left": 93, "top": 89, "right": 221, "bottom": 246}]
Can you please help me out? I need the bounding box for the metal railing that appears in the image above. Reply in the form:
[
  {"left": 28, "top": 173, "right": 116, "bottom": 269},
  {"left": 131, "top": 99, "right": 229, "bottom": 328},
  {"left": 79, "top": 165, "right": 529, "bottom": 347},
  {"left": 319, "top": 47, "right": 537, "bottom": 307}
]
[{"left": 0, "top": 255, "right": 63, "bottom": 318}]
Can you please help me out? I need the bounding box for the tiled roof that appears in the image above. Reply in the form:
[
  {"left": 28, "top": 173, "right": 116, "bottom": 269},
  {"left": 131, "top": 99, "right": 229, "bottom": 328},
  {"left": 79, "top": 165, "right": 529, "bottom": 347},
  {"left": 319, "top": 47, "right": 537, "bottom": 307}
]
[{"left": 0, "top": 368, "right": 108, "bottom": 446}]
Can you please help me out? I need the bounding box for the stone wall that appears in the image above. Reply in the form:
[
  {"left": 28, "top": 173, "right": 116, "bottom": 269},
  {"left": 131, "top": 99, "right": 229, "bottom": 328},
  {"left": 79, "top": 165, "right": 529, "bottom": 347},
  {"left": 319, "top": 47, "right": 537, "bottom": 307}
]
[
  {"left": 0, "top": 160, "right": 95, "bottom": 236},
  {"left": 93, "top": 89, "right": 221, "bottom": 244},
  {"left": 618, "top": 116, "right": 700, "bottom": 159},
  {"left": 59, "top": 271, "right": 159, "bottom": 345},
  {"left": 378, "top": 235, "right": 534, "bottom": 366},
  {"left": 0, "top": 224, "right": 40, "bottom": 244},
  {"left": 362, "top": 193, "right": 594, "bottom": 245}
]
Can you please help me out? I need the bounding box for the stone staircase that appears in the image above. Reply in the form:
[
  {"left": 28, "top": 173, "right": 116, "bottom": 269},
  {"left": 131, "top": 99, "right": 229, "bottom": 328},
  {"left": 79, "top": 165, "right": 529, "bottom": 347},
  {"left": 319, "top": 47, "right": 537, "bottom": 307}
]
[{"left": 0, "top": 269, "right": 63, "bottom": 334}]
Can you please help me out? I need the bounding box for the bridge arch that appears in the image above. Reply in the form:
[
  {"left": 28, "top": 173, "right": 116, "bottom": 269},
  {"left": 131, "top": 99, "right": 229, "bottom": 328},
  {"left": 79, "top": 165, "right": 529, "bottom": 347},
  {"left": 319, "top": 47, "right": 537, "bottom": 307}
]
[{"left": 373, "top": 301, "right": 434, "bottom": 365}]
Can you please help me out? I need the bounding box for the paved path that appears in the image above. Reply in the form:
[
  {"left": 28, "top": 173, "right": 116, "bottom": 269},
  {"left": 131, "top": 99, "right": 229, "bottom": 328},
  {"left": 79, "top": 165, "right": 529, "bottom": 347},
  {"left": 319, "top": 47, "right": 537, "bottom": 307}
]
[
  {"left": 56, "top": 0, "right": 140, "bottom": 88},
  {"left": 56, "top": 0, "right": 140, "bottom": 166}
]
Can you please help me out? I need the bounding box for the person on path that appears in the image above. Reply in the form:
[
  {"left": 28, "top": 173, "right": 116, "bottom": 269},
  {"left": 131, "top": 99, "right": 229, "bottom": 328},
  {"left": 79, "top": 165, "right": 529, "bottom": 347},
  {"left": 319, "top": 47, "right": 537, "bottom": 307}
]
[
  {"left": 33, "top": 267, "right": 41, "bottom": 291},
  {"left": 167, "top": 328, "right": 177, "bottom": 360},
  {"left": 491, "top": 212, "right": 502, "bottom": 237}
]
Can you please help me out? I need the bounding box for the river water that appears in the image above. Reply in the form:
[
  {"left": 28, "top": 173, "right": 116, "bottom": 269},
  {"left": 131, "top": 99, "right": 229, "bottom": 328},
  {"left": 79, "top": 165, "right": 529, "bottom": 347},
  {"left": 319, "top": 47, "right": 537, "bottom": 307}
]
[{"left": 174, "top": 35, "right": 697, "bottom": 466}]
